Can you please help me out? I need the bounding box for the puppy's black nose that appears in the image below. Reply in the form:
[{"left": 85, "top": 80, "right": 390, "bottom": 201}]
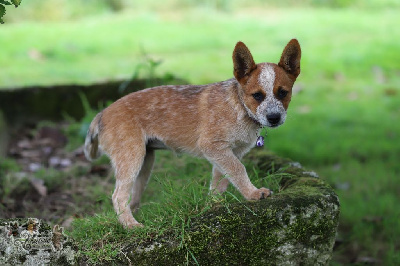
[{"left": 267, "top": 113, "right": 281, "bottom": 126}]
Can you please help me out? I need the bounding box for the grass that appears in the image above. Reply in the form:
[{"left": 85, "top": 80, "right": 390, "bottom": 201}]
[
  {"left": 69, "top": 151, "right": 291, "bottom": 264},
  {"left": 1, "top": 2, "right": 400, "bottom": 264},
  {"left": 2, "top": 7, "right": 399, "bottom": 87}
]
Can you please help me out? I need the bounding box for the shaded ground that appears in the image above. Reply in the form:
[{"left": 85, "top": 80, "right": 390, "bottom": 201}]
[{"left": 1, "top": 123, "right": 114, "bottom": 228}]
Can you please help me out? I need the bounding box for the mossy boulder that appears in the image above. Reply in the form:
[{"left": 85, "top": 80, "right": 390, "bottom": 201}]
[
  {"left": 0, "top": 218, "right": 76, "bottom": 265},
  {"left": 116, "top": 151, "right": 340, "bottom": 265}
]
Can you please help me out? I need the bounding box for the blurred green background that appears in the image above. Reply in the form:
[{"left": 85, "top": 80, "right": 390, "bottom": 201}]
[{"left": 1, "top": 0, "right": 399, "bottom": 264}]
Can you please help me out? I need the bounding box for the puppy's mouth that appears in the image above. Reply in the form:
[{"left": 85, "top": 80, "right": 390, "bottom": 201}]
[
  {"left": 266, "top": 123, "right": 281, "bottom": 128},
  {"left": 254, "top": 119, "right": 283, "bottom": 128},
  {"left": 251, "top": 116, "right": 284, "bottom": 128}
]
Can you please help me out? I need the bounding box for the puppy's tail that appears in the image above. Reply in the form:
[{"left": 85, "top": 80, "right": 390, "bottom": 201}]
[{"left": 84, "top": 112, "right": 103, "bottom": 161}]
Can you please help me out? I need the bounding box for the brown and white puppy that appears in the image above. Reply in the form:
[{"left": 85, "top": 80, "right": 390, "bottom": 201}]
[{"left": 84, "top": 39, "right": 301, "bottom": 228}]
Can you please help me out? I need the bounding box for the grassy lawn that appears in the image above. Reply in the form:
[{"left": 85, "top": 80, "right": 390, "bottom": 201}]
[{"left": 1, "top": 2, "right": 400, "bottom": 264}]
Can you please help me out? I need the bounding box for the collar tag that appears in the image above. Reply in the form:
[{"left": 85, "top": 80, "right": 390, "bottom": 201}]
[{"left": 256, "top": 135, "right": 264, "bottom": 147}]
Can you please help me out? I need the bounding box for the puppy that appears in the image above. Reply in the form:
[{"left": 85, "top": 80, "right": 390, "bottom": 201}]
[{"left": 84, "top": 39, "right": 301, "bottom": 228}]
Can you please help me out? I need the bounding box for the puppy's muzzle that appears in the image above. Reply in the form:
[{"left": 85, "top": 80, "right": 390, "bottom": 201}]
[{"left": 266, "top": 113, "right": 281, "bottom": 127}]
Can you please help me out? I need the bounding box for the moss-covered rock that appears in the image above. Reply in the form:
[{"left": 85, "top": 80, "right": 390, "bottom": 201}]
[
  {"left": 117, "top": 151, "right": 340, "bottom": 265},
  {"left": 0, "top": 218, "right": 76, "bottom": 265}
]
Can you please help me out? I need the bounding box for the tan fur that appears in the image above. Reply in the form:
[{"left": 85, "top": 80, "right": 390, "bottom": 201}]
[{"left": 85, "top": 39, "right": 301, "bottom": 228}]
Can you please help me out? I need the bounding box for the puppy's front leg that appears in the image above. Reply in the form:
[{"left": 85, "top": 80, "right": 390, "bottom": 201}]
[
  {"left": 206, "top": 150, "right": 271, "bottom": 200},
  {"left": 210, "top": 166, "right": 230, "bottom": 194}
]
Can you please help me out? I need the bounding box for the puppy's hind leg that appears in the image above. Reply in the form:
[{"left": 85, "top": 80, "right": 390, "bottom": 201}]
[
  {"left": 130, "top": 148, "right": 155, "bottom": 212},
  {"left": 111, "top": 142, "right": 146, "bottom": 228}
]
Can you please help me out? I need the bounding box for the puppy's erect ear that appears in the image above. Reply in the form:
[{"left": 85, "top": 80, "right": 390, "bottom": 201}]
[
  {"left": 278, "top": 39, "right": 301, "bottom": 81},
  {"left": 233, "top": 42, "right": 257, "bottom": 83}
]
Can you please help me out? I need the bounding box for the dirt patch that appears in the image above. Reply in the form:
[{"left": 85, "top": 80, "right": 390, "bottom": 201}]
[{"left": 0, "top": 123, "right": 113, "bottom": 228}]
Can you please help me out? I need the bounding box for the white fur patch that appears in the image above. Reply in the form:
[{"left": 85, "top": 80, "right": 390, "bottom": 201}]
[
  {"left": 256, "top": 64, "right": 286, "bottom": 127},
  {"left": 258, "top": 64, "right": 275, "bottom": 92}
]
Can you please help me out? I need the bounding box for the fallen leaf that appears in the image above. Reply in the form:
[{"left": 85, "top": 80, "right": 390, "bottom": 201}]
[
  {"left": 21, "top": 150, "right": 41, "bottom": 158},
  {"left": 49, "top": 156, "right": 72, "bottom": 169},
  {"left": 59, "top": 158, "right": 72, "bottom": 168},
  {"left": 90, "top": 165, "right": 109, "bottom": 175},
  {"left": 61, "top": 216, "right": 75, "bottom": 228},
  {"left": 29, "top": 176, "right": 47, "bottom": 197},
  {"left": 28, "top": 162, "right": 42, "bottom": 172},
  {"left": 17, "top": 139, "right": 33, "bottom": 149},
  {"left": 335, "top": 182, "right": 350, "bottom": 191},
  {"left": 28, "top": 49, "right": 44, "bottom": 61},
  {"left": 384, "top": 88, "right": 397, "bottom": 96},
  {"left": 372, "top": 66, "right": 386, "bottom": 84},
  {"left": 292, "top": 84, "right": 303, "bottom": 95},
  {"left": 362, "top": 216, "right": 383, "bottom": 224},
  {"left": 334, "top": 72, "right": 345, "bottom": 82},
  {"left": 347, "top": 92, "right": 358, "bottom": 101},
  {"left": 36, "top": 126, "right": 67, "bottom": 148},
  {"left": 355, "top": 256, "right": 381, "bottom": 264},
  {"left": 332, "top": 163, "right": 341, "bottom": 171}
]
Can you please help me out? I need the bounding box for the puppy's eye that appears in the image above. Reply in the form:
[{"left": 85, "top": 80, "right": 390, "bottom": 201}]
[
  {"left": 252, "top": 92, "right": 264, "bottom": 102},
  {"left": 277, "top": 87, "right": 288, "bottom": 99}
]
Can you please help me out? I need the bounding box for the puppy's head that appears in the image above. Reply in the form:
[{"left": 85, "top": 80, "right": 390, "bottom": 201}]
[{"left": 233, "top": 39, "right": 301, "bottom": 128}]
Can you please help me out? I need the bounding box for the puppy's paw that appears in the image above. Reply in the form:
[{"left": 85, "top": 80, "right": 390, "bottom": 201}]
[
  {"left": 248, "top": 187, "right": 272, "bottom": 200},
  {"left": 119, "top": 216, "right": 144, "bottom": 229},
  {"left": 124, "top": 221, "right": 144, "bottom": 229}
]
